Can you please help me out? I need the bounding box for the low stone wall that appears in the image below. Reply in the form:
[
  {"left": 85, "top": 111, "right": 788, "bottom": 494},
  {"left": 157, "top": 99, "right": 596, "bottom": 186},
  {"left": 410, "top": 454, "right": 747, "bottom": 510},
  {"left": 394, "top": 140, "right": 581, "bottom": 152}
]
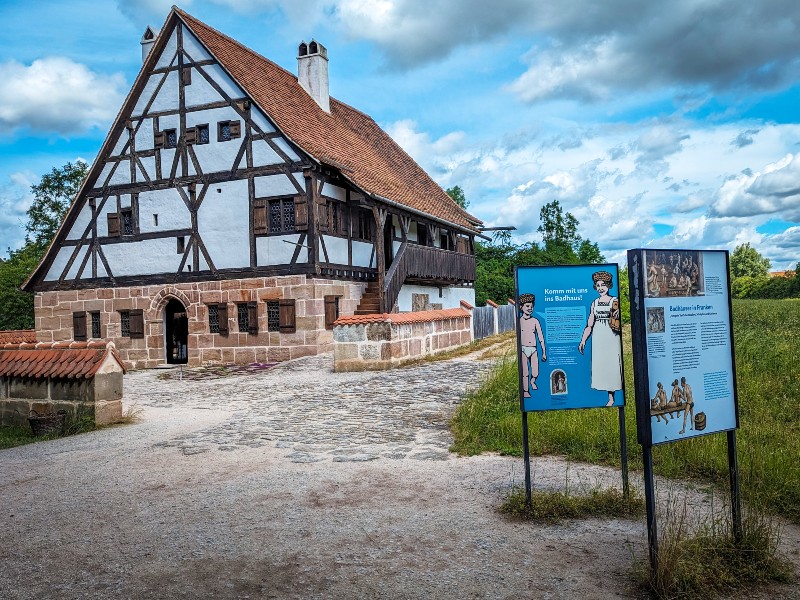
[
  {"left": 0, "top": 341, "right": 125, "bottom": 428},
  {"left": 332, "top": 308, "right": 472, "bottom": 372}
]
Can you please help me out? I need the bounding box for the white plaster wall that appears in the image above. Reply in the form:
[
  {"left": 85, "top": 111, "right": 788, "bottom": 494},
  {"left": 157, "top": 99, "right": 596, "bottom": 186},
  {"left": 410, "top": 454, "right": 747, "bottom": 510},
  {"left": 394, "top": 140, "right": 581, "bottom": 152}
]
[
  {"left": 159, "top": 148, "right": 177, "bottom": 178},
  {"left": 67, "top": 204, "right": 93, "bottom": 240},
  {"left": 97, "top": 162, "right": 114, "bottom": 188},
  {"left": 250, "top": 107, "right": 276, "bottom": 134},
  {"left": 251, "top": 139, "right": 283, "bottom": 166},
  {"left": 254, "top": 174, "right": 302, "bottom": 197},
  {"left": 321, "top": 235, "right": 348, "bottom": 264},
  {"left": 203, "top": 64, "right": 244, "bottom": 101},
  {"left": 273, "top": 138, "right": 300, "bottom": 162},
  {"left": 256, "top": 234, "right": 306, "bottom": 266},
  {"left": 111, "top": 130, "right": 128, "bottom": 156},
  {"left": 352, "top": 240, "right": 373, "bottom": 267},
  {"left": 109, "top": 160, "right": 131, "bottom": 186},
  {"left": 138, "top": 189, "right": 191, "bottom": 233},
  {"left": 181, "top": 26, "right": 212, "bottom": 62},
  {"left": 139, "top": 156, "right": 156, "bottom": 181},
  {"left": 186, "top": 107, "right": 244, "bottom": 174},
  {"left": 197, "top": 179, "right": 250, "bottom": 270},
  {"left": 102, "top": 237, "right": 183, "bottom": 276},
  {"left": 149, "top": 70, "right": 179, "bottom": 113},
  {"left": 98, "top": 198, "right": 117, "bottom": 237},
  {"left": 65, "top": 246, "right": 88, "bottom": 280},
  {"left": 135, "top": 118, "right": 154, "bottom": 152},
  {"left": 156, "top": 28, "right": 179, "bottom": 69},
  {"left": 184, "top": 67, "right": 226, "bottom": 108},
  {"left": 43, "top": 246, "right": 74, "bottom": 281},
  {"left": 321, "top": 183, "right": 346, "bottom": 202},
  {"left": 133, "top": 75, "right": 160, "bottom": 117},
  {"left": 396, "top": 284, "right": 475, "bottom": 312},
  {"left": 119, "top": 194, "right": 132, "bottom": 209}
]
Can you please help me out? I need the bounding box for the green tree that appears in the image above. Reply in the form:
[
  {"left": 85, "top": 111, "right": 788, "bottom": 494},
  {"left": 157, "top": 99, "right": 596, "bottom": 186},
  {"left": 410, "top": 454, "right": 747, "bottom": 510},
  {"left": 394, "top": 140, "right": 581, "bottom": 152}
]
[
  {"left": 25, "top": 160, "right": 88, "bottom": 249},
  {"left": 730, "top": 242, "right": 770, "bottom": 278},
  {"left": 0, "top": 244, "right": 43, "bottom": 330},
  {"left": 446, "top": 185, "right": 469, "bottom": 209}
]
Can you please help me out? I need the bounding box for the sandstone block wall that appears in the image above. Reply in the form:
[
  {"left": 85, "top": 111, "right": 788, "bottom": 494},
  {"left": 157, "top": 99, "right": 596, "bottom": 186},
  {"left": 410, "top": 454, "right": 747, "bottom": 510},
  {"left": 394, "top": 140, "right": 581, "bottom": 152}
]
[
  {"left": 332, "top": 309, "right": 472, "bottom": 372},
  {"left": 35, "top": 275, "right": 367, "bottom": 369}
]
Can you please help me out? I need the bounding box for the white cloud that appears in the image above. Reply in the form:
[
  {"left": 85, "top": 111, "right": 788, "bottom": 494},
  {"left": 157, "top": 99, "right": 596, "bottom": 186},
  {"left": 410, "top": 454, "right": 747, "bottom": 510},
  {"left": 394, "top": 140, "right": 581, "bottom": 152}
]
[
  {"left": 0, "top": 58, "right": 126, "bottom": 135},
  {"left": 711, "top": 153, "right": 800, "bottom": 219}
]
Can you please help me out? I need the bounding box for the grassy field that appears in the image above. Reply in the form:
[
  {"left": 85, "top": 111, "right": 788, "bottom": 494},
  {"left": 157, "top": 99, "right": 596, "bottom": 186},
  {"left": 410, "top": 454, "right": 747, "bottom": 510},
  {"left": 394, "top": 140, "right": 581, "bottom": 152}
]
[{"left": 451, "top": 299, "right": 800, "bottom": 523}]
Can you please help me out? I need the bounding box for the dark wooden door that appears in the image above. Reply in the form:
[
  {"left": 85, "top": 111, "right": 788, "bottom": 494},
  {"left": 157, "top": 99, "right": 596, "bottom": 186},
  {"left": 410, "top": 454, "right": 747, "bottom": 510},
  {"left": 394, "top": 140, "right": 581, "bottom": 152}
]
[{"left": 165, "top": 299, "right": 188, "bottom": 364}]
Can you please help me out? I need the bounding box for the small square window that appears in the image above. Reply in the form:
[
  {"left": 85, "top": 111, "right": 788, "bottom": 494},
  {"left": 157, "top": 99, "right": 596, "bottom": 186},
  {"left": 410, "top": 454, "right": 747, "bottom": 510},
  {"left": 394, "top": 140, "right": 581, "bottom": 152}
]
[
  {"left": 164, "top": 129, "right": 177, "bottom": 148},
  {"left": 91, "top": 312, "right": 101, "bottom": 338},
  {"left": 197, "top": 124, "right": 209, "bottom": 144},
  {"left": 121, "top": 209, "right": 134, "bottom": 236}
]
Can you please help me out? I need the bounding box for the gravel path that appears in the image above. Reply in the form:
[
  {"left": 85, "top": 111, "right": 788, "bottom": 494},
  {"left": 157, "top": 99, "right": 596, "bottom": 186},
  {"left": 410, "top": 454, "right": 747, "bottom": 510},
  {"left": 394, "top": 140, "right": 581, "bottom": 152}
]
[{"left": 1, "top": 349, "right": 798, "bottom": 599}]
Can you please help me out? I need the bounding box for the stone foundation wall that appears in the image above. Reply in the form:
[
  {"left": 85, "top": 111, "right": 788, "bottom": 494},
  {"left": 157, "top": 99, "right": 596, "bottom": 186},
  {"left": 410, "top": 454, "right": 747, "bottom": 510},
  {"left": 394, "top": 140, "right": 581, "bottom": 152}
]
[
  {"left": 332, "top": 308, "right": 472, "bottom": 372},
  {"left": 0, "top": 372, "right": 123, "bottom": 428},
  {"left": 35, "top": 275, "right": 367, "bottom": 369}
]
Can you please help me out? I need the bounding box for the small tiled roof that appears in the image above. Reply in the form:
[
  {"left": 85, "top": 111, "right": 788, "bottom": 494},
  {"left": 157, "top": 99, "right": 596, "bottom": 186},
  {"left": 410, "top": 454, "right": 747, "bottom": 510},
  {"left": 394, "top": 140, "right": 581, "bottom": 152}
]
[
  {"left": 176, "top": 9, "right": 481, "bottom": 231},
  {"left": 334, "top": 307, "right": 470, "bottom": 326},
  {"left": 0, "top": 330, "right": 37, "bottom": 344},
  {"left": 0, "top": 341, "right": 126, "bottom": 379},
  {"left": 459, "top": 300, "right": 474, "bottom": 310}
]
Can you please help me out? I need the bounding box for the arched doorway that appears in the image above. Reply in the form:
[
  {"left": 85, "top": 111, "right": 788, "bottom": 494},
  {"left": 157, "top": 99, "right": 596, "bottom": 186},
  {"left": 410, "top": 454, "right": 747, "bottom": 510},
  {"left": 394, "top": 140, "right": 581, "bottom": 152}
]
[{"left": 164, "top": 298, "right": 188, "bottom": 364}]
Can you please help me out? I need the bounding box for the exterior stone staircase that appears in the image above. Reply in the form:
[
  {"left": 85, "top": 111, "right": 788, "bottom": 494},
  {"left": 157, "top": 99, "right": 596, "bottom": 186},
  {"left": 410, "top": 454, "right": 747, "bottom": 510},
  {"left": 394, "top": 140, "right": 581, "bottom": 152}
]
[{"left": 355, "top": 281, "right": 382, "bottom": 315}]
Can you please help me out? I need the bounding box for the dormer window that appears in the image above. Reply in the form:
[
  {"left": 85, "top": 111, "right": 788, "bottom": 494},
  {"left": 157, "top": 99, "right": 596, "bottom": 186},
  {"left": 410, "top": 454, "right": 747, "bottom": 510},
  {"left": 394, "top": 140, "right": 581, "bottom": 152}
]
[{"left": 155, "top": 128, "right": 177, "bottom": 148}]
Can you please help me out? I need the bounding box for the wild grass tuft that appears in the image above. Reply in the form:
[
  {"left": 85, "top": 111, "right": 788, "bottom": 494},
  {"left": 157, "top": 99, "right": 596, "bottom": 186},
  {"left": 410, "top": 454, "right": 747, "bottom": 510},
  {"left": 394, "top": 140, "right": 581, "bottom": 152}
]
[
  {"left": 501, "top": 486, "right": 644, "bottom": 524},
  {"left": 640, "top": 497, "right": 792, "bottom": 599}
]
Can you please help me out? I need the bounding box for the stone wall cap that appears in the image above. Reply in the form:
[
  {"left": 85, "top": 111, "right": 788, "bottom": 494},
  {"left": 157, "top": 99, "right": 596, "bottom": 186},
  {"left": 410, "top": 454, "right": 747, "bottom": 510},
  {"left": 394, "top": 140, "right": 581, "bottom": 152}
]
[
  {"left": 0, "top": 340, "right": 126, "bottom": 379},
  {"left": 459, "top": 300, "right": 474, "bottom": 310},
  {"left": 486, "top": 300, "right": 499, "bottom": 308},
  {"left": 334, "top": 307, "right": 470, "bottom": 326}
]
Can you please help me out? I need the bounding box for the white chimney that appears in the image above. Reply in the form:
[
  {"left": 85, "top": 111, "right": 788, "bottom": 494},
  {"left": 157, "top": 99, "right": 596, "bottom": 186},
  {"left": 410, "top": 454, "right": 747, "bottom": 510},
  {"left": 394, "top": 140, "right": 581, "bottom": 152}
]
[
  {"left": 297, "top": 40, "right": 330, "bottom": 113},
  {"left": 141, "top": 26, "right": 158, "bottom": 63}
]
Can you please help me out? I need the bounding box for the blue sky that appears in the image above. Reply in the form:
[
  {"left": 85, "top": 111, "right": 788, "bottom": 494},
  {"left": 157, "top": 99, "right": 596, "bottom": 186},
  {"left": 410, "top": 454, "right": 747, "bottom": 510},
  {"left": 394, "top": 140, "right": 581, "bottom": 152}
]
[{"left": 1, "top": 0, "right": 800, "bottom": 269}]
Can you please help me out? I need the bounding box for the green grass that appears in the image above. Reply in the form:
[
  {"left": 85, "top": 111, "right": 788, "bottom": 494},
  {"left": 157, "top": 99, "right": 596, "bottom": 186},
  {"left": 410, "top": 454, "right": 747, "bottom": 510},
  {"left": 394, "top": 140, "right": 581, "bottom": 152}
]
[
  {"left": 451, "top": 299, "right": 800, "bottom": 524},
  {"left": 501, "top": 486, "right": 644, "bottom": 524}
]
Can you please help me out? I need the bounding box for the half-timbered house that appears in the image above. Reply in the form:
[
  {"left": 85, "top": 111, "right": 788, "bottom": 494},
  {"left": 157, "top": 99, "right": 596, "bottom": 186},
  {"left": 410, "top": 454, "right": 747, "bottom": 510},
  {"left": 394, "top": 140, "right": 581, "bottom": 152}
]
[{"left": 23, "top": 7, "right": 481, "bottom": 369}]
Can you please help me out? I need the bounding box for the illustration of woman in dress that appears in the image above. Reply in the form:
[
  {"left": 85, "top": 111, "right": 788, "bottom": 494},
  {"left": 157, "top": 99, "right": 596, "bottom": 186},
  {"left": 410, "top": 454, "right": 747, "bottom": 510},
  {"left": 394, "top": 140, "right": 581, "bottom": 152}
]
[{"left": 578, "top": 271, "right": 623, "bottom": 406}]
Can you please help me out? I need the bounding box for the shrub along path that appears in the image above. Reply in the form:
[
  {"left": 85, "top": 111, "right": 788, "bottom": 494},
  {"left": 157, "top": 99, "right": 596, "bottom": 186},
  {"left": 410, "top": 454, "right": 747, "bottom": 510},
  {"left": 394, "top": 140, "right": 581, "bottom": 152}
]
[{"left": 0, "top": 346, "right": 798, "bottom": 599}]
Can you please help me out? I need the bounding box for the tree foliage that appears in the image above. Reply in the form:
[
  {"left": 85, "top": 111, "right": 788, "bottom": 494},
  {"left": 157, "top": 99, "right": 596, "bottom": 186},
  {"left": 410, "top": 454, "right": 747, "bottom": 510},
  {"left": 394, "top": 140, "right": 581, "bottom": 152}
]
[
  {"left": 25, "top": 160, "right": 88, "bottom": 250},
  {"left": 730, "top": 242, "right": 770, "bottom": 279},
  {"left": 446, "top": 185, "right": 469, "bottom": 209},
  {"left": 474, "top": 200, "right": 605, "bottom": 305},
  {"left": 0, "top": 161, "right": 87, "bottom": 330}
]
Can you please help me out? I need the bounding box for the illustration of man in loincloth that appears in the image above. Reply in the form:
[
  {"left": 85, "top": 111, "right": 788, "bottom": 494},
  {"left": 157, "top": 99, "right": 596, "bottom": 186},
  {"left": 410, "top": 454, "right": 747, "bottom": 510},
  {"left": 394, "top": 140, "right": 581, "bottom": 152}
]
[{"left": 518, "top": 293, "right": 547, "bottom": 398}]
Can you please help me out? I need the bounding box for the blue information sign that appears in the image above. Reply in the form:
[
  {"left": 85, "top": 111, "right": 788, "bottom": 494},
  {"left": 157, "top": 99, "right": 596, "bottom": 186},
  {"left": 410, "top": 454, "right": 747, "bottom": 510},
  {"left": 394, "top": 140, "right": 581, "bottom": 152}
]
[{"left": 514, "top": 264, "right": 626, "bottom": 412}]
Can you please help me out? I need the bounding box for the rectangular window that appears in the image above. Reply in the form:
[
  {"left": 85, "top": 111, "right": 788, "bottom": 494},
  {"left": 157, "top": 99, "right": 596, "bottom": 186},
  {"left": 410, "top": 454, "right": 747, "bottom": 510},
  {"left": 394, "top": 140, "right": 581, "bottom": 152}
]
[
  {"left": 237, "top": 303, "right": 249, "bottom": 332},
  {"left": 196, "top": 124, "right": 209, "bottom": 145},
  {"left": 164, "top": 129, "right": 177, "bottom": 148},
  {"left": 417, "top": 223, "right": 428, "bottom": 246},
  {"left": 266, "top": 198, "right": 295, "bottom": 234},
  {"left": 129, "top": 309, "right": 144, "bottom": 339},
  {"left": 73, "top": 312, "right": 87, "bottom": 341},
  {"left": 217, "top": 120, "right": 241, "bottom": 142},
  {"left": 208, "top": 304, "right": 219, "bottom": 334},
  {"left": 177, "top": 236, "right": 185, "bottom": 254},
  {"left": 120, "top": 310, "right": 130, "bottom": 337},
  {"left": 356, "top": 209, "right": 372, "bottom": 241},
  {"left": 91, "top": 312, "right": 101, "bottom": 338},
  {"left": 267, "top": 301, "right": 280, "bottom": 332},
  {"left": 121, "top": 209, "right": 134, "bottom": 236},
  {"left": 324, "top": 296, "right": 341, "bottom": 330}
]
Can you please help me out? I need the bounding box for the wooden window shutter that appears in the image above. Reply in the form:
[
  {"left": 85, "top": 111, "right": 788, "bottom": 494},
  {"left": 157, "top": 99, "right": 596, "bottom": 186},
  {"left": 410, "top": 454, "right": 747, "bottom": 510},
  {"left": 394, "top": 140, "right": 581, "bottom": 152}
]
[
  {"left": 317, "top": 202, "right": 329, "bottom": 233},
  {"left": 230, "top": 120, "right": 241, "bottom": 138},
  {"left": 107, "top": 213, "right": 121, "bottom": 237},
  {"left": 253, "top": 199, "right": 268, "bottom": 235},
  {"left": 217, "top": 303, "right": 229, "bottom": 335},
  {"left": 185, "top": 127, "right": 197, "bottom": 145},
  {"left": 456, "top": 236, "right": 467, "bottom": 254},
  {"left": 154, "top": 131, "right": 165, "bottom": 148},
  {"left": 279, "top": 299, "right": 296, "bottom": 333},
  {"left": 129, "top": 310, "right": 144, "bottom": 339},
  {"left": 73, "top": 312, "right": 87, "bottom": 341},
  {"left": 293, "top": 195, "right": 308, "bottom": 231},
  {"left": 324, "top": 296, "right": 337, "bottom": 330},
  {"left": 247, "top": 301, "right": 259, "bottom": 335},
  {"left": 182, "top": 66, "right": 192, "bottom": 85}
]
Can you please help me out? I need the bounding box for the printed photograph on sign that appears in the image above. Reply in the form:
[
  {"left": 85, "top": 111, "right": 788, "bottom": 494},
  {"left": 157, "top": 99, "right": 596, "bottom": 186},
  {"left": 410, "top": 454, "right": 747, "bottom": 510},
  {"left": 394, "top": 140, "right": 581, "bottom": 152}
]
[
  {"left": 635, "top": 250, "right": 738, "bottom": 444},
  {"left": 515, "top": 264, "right": 625, "bottom": 412}
]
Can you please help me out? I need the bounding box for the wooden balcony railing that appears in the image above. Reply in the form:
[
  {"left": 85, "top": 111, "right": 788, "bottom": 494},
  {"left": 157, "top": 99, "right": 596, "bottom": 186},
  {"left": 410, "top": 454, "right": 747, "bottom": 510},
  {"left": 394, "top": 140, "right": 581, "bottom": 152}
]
[{"left": 382, "top": 244, "right": 475, "bottom": 312}]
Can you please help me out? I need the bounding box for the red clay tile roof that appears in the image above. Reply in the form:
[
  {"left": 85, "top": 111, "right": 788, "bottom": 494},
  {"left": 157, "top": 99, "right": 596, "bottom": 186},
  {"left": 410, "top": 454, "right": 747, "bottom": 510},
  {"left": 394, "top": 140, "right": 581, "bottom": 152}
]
[
  {"left": 0, "top": 330, "right": 37, "bottom": 344},
  {"left": 176, "top": 8, "right": 481, "bottom": 231},
  {"left": 334, "top": 307, "right": 470, "bottom": 326},
  {"left": 0, "top": 341, "right": 126, "bottom": 379},
  {"left": 459, "top": 300, "right": 474, "bottom": 310}
]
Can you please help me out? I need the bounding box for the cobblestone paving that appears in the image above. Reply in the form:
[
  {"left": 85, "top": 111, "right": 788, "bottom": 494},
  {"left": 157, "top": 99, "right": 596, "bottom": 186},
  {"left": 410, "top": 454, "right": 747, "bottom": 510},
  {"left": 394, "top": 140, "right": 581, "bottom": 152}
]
[{"left": 126, "top": 353, "right": 495, "bottom": 462}]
